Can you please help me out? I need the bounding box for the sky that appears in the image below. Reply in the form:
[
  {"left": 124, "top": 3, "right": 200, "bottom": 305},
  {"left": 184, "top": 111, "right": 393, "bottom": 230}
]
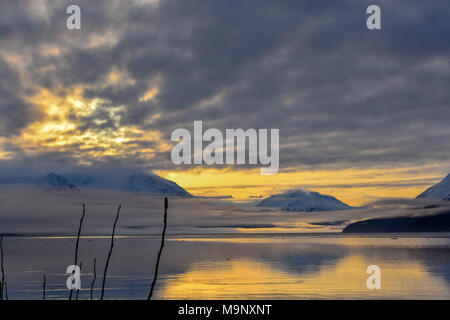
[{"left": 0, "top": 0, "right": 449, "bottom": 205}]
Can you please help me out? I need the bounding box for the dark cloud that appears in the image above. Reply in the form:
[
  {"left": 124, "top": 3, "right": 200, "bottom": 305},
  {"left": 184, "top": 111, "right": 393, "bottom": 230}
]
[
  {"left": 0, "top": 0, "right": 449, "bottom": 173},
  {"left": 0, "top": 57, "right": 41, "bottom": 136}
]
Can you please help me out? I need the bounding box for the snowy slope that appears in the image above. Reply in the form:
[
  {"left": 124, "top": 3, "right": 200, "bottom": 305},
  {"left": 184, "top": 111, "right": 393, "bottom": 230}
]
[
  {"left": 0, "top": 172, "right": 192, "bottom": 197},
  {"left": 257, "top": 189, "right": 352, "bottom": 212},
  {"left": 417, "top": 173, "right": 450, "bottom": 201},
  {"left": 123, "top": 173, "right": 193, "bottom": 197}
]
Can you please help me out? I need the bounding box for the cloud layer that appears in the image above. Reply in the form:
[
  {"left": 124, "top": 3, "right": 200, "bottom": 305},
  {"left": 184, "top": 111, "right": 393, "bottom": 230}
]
[{"left": 0, "top": 0, "right": 449, "bottom": 175}]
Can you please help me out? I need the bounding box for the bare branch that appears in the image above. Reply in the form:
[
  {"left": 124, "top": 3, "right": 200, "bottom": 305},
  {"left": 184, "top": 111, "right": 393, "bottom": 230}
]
[
  {"left": 42, "top": 274, "right": 46, "bottom": 300},
  {"left": 0, "top": 236, "right": 5, "bottom": 300},
  {"left": 100, "top": 205, "right": 122, "bottom": 300},
  {"left": 90, "top": 258, "right": 96, "bottom": 300},
  {"left": 69, "top": 203, "right": 86, "bottom": 300},
  {"left": 75, "top": 262, "right": 82, "bottom": 300},
  {"left": 148, "top": 197, "right": 168, "bottom": 300}
]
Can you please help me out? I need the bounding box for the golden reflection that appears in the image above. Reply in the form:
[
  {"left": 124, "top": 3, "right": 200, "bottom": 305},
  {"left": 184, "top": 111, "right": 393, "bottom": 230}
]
[{"left": 160, "top": 256, "right": 450, "bottom": 299}]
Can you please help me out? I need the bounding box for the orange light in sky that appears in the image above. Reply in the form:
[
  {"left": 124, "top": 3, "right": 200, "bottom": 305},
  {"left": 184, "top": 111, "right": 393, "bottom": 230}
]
[
  {"left": 6, "top": 86, "right": 166, "bottom": 165},
  {"left": 157, "top": 165, "right": 445, "bottom": 206}
]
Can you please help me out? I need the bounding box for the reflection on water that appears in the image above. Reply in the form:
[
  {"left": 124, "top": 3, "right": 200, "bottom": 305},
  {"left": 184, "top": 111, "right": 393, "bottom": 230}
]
[
  {"left": 2, "top": 234, "right": 450, "bottom": 299},
  {"left": 161, "top": 256, "right": 450, "bottom": 299}
]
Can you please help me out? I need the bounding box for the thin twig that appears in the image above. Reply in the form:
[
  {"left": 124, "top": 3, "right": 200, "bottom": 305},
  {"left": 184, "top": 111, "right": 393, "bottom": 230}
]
[
  {"left": 90, "top": 258, "right": 96, "bottom": 300},
  {"left": 0, "top": 236, "right": 5, "bottom": 300},
  {"left": 74, "top": 204, "right": 86, "bottom": 267},
  {"left": 69, "top": 203, "right": 86, "bottom": 300},
  {"left": 4, "top": 281, "right": 7, "bottom": 300},
  {"left": 100, "top": 205, "right": 122, "bottom": 300},
  {"left": 75, "top": 262, "right": 82, "bottom": 300},
  {"left": 148, "top": 197, "right": 168, "bottom": 300},
  {"left": 42, "top": 274, "right": 46, "bottom": 300}
]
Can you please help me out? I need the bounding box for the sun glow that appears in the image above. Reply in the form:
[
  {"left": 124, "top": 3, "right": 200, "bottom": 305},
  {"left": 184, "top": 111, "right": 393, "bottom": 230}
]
[
  {"left": 9, "top": 86, "right": 165, "bottom": 164},
  {"left": 156, "top": 165, "right": 444, "bottom": 206}
]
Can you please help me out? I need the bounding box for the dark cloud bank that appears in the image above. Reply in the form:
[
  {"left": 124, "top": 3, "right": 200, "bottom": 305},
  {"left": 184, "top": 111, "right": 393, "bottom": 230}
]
[{"left": 0, "top": 0, "right": 449, "bottom": 174}]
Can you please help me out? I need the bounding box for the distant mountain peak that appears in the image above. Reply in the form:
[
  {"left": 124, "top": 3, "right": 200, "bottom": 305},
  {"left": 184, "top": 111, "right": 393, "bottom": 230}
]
[
  {"left": 123, "top": 173, "right": 193, "bottom": 197},
  {"left": 417, "top": 173, "right": 450, "bottom": 201},
  {"left": 36, "top": 172, "right": 78, "bottom": 191},
  {"left": 257, "top": 189, "right": 352, "bottom": 212},
  {"left": 0, "top": 171, "right": 193, "bottom": 197}
]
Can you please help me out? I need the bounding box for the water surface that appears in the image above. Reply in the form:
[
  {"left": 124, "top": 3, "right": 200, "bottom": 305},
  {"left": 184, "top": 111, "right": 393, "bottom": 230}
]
[{"left": 2, "top": 234, "right": 450, "bottom": 299}]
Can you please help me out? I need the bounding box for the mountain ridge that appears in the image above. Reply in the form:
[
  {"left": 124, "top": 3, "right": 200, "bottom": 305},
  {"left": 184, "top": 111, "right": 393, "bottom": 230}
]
[
  {"left": 417, "top": 173, "right": 450, "bottom": 201},
  {"left": 0, "top": 172, "right": 192, "bottom": 197},
  {"left": 257, "top": 189, "right": 353, "bottom": 212}
]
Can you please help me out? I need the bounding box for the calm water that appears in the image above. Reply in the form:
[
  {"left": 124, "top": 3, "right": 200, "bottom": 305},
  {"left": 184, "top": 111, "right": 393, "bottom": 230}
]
[{"left": 1, "top": 234, "right": 450, "bottom": 299}]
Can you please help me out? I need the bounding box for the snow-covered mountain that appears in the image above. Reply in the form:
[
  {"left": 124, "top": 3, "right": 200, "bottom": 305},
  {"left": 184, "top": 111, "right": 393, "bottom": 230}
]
[
  {"left": 257, "top": 189, "right": 352, "bottom": 212},
  {"left": 417, "top": 173, "right": 450, "bottom": 201},
  {"left": 0, "top": 171, "right": 192, "bottom": 197},
  {"left": 36, "top": 173, "right": 78, "bottom": 191},
  {"left": 123, "top": 173, "right": 192, "bottom": 197}
]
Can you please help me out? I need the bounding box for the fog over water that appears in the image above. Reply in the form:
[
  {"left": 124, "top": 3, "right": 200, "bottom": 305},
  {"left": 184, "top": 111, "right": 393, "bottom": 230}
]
[{"left": 1, "top": 188, "right": 449, "bottom": 236}]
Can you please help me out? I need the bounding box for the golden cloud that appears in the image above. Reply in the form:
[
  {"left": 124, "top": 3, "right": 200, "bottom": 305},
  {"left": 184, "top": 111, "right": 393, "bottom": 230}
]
[{"left": 5, "top": 86, "right": 167, "bottom": 165}]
